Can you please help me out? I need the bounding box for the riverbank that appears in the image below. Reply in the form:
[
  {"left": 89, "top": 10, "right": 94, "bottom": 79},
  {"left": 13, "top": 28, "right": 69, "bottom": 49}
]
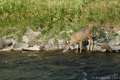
[{"left": 0, "top": 49, "right": 119, "bottom": 57}]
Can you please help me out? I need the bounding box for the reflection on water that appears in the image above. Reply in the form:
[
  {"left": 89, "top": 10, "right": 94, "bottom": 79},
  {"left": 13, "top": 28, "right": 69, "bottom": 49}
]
[{"left": 0, "top": 51, "right": 120, "bottom": 80}]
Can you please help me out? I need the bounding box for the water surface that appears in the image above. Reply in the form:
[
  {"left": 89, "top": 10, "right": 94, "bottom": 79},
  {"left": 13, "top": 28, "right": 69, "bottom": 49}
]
[{"left": 0, "top": 51, "right": 120, "bottom": 80}]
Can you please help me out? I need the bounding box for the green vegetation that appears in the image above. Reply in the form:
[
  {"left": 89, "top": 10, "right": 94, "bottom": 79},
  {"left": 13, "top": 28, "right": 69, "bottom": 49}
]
[{"left": 0, "top": 0, "right": 120, "bottom": 40}]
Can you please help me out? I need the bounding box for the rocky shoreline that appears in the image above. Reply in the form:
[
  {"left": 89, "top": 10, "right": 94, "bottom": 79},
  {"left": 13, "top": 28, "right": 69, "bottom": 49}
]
[{"left": 0, "top": 28, "right": 119, "bottom": 53}]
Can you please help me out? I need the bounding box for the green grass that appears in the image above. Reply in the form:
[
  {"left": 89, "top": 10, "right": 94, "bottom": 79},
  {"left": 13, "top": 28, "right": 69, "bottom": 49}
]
[{"left": 0, "top": 0, "right": 120, "bottom": 40}]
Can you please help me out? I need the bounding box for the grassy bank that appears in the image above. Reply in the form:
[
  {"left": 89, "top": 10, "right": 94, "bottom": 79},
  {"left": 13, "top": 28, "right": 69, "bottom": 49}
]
[{"left": 0, "top": 0, "right": 120, "bottom": 40}]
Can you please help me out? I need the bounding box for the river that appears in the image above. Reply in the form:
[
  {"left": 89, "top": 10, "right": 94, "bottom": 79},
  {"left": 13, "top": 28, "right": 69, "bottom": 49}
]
[{"left": 0, "top": 50, "right": 120, "bottom": 80}]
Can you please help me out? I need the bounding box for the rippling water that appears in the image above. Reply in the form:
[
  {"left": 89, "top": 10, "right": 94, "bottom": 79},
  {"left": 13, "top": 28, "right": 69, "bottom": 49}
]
[{"left": 0, "top": 51, "right": 120, "bottom": 80}]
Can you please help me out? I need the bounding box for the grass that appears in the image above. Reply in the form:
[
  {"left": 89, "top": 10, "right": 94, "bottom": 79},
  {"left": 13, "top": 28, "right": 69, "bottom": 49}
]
[{"left": 0, "top": 0, "right": 120, "bottom": 40}]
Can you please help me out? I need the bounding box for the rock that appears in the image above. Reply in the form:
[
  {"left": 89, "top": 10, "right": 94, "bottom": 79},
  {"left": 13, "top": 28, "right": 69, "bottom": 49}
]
[
  {"left": 0, "top": 47, "right": 13, "bottom": 51},
  {"left": 22, "top": 27, "right": 41, "bottom": 46},
  {"left": 0, "top": 38, "right": 5, "bottom": 49},
  {"left": 44, "top": 44, "right": 57, "bottom": 50},
  {"left": 62, "top": 42, "right": 79, "bottom": 53},
  {"left": 38, "top": 41, "right": 46, "bottom": 50},
  {"left": 57, "top": 39, "right": 66, "bottom": 49},
  {"left": 48, "top": 38, "right": 55, "bottom": 47},
  {"left": 0, "top": 38, "right": 15, "bottom": 49},
  {"left": 35, "top": 40, "right": 54, "bottom": 51},
  {"left": 115, "top": 31, "right": 120, "bottom": 35},
  {"left": 93, "top": 43, "right": 107, "bottom": 52},
  {"left": 13, "top": 42, "right": 29, "bottom": 50},
  {"left": 97, "top": 42, "right": 112, "bottom": 52},
  {"left": 109, "top": 37, "right": 120, "bottom": 46},
  {"left": 110, "top": 45, "right": 120, "bottom": 51},
  {"left": 0, "top": 37, "right": 17, "bottom": 51},
  {"left": 62, "top": 48, "right": 69, "bottom": 53},
  {"left": 44, "top": 38, "right": 58, "bottom": 50},
  {"left": 23, "top": 45, "right": 40, "bottom": 51},
  {"left": 108, "top": 30, "right": 120, "bottom": 46},
  {"left": 22, "top": 35, "right": 29, "bottom": 44},
  {"left": 107, "top": 31, "right": 120, "bottom": 51}
]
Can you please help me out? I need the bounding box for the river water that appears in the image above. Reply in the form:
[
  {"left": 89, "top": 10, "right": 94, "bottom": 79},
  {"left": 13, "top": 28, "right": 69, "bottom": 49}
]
[{"left": 0, "top": 51, "right": 120, "bottom": 80}]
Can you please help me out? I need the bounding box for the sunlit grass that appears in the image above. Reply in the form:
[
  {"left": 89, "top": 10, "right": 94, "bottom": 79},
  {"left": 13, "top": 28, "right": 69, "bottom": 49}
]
[{"left": 0, "top": 0, "right": 120, "bottom": 40}]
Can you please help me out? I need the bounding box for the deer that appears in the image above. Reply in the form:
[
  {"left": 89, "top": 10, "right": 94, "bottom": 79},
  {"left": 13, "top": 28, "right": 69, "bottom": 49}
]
[{"left": 63, "top": 24, "right": 94, "bottom": 54}]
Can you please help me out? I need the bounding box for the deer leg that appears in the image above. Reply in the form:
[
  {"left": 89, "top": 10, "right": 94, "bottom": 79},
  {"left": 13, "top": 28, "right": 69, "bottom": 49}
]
[
  {"left": 88, "top": 39, "right": 94, "bottom": 53},
  {"left": 90, "top": 39, "right": 94, "bottom": 51},
  {"left": 79, "top": 41, "right": 82, "bottom": 54},
  {"left": 75, "top": 43, "right": 78, "bottom": 54},
  {"left": 88, "top": 40, "right": 91, "bottom": 51}
]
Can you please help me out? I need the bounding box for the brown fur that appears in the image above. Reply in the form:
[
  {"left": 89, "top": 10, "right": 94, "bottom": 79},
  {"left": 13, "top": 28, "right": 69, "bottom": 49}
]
[{"left": 65, "top": 24, "right": 94, "bottom": 53}]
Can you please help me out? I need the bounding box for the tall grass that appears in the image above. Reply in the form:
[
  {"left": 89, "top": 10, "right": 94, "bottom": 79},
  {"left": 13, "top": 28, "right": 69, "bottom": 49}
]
[{"left": 0, "top": 0, "right": 120, "bottom": 40}]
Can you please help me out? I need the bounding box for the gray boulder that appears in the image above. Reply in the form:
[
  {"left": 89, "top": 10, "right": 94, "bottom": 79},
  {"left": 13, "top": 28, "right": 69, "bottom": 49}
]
[
  {"left": 22, "top": 27, "right": 41, "bottom": 46},
  {"left": 57, "top": 39, "right": 66, "bottom": 49},
  {"left": 23, "top": 45, "right": 40, "bottom": 51},
  {"left": 13, "top": 42, "right": 29, "bottom": 50},
  {"left": 0, "top": 38, "right": 14, "bottom": 49},
  {"left": 96, "top": 42, "right": 112, "bottom": 52},
  {"left": 0, "top": 38, "right": 5, "bottom": 49}
]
